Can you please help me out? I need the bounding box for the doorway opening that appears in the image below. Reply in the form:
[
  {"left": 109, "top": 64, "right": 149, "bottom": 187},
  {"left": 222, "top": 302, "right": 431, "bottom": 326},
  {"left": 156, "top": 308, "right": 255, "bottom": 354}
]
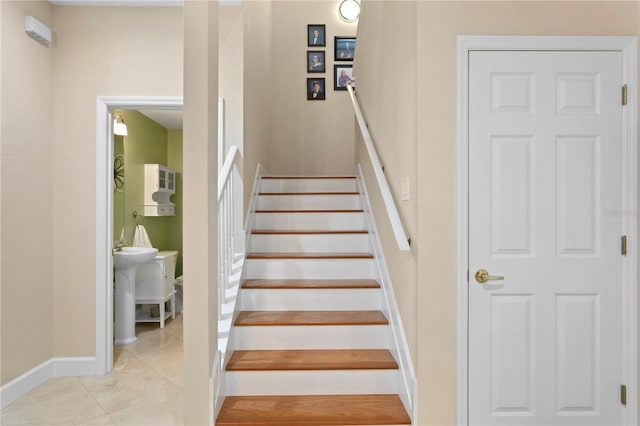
[{"left": 96, "top": 97, "right": 183, "bottom": 374}]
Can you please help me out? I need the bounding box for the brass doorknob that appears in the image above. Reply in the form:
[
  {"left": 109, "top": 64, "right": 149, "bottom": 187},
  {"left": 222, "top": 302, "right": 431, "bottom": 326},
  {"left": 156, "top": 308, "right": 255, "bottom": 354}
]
[{"left": 475, "top": 269, "right": 504, "bottom": 284}]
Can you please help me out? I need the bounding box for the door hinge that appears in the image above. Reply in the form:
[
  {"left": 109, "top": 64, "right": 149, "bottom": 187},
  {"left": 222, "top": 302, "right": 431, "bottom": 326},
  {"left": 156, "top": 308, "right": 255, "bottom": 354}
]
[
  {"left": 622, "top": 84, "right": 628, "bottom": 106},
  {"left": 622, "top": 236, "right": 627, "bottom": 256},
  {"left": 621, "top": 385, "right": 627, "bottom": 405}
]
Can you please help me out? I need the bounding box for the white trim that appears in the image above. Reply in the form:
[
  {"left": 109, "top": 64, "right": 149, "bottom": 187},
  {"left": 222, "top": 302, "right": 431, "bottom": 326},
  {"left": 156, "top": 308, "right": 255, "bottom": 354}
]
[
  {"left": 95, "top": 96, "right": 183, "bottom": 376},
  {"left": 52, "top": 357, "right": 97, "bottom": 376},
  {"left": 456, "top": 36, "right": 638, "bottom": 426},
  {"left": 212, "top": 350, "right": 223, "bottom": 419},
  {"left": 243, "top": 163, "right": 265, "bottom": 254},
  {"left": 0, "top": 357, "right": 96, "bottom": 409},
  {"left": 218, "top": 97, "right": 225, "bottom": 173},
  {"left": 355, "top": 163, "right": 417, "bottom": 424},
  {"left": 621, "top": 37, "right": 639, "bottom": 426},
  {"left": 218, "top": 146, "right": 239, "bottom": 202}
]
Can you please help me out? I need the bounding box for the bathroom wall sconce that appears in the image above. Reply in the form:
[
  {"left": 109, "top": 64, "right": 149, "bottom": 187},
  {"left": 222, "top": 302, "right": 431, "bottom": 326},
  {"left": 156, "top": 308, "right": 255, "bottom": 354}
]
[
  {"left": 338, "top": 0, "right": 360, "bottom": 23},
  {"left": 113, "top": 115, "right": 128, "bottom": 136}
]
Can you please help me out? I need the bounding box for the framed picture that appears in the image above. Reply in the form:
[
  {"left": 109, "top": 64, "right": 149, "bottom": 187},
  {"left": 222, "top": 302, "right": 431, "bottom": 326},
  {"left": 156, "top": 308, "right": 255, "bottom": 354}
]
[
  {"left": 307, "top": 51, "right": 325, "bottom": 73},
  {"left": 307, "top": 24, "right": 326, "bottom": 47},
  {"left": 307, "top": 78, "right": 325, "bottom": 100},
  {"left": 334, "top": 64, "right": 355, "bottom": 90},
  {"left": 334, "top": 36, "right": 356, "bottom": 61}
]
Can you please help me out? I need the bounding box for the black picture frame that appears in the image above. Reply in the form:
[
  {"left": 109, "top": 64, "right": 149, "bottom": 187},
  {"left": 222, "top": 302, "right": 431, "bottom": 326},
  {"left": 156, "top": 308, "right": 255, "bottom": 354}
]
[
  {"left": 307, "top": 78, "right": 326, "bottom": 100},
  {"left": 307, "top": 24, "right": 326, "bottom": 47},
  {"left": 334, "top": 64, "right": 354, "bottom": 90},
  {"left": 334, "top": 36, "right": 356, "bottom": 61},
  {"left": 307, "top": 51, "right": 326, "bottom": 73}
]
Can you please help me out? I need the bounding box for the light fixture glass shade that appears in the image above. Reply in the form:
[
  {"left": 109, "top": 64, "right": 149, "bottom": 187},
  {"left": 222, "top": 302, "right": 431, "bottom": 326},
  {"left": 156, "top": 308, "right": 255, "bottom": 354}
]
[
  {"left": 339, "top": 0, "right": 360, "bottom": 22},
  {"left": 113, "top": 115, "right": 128, "bottom": 136}
]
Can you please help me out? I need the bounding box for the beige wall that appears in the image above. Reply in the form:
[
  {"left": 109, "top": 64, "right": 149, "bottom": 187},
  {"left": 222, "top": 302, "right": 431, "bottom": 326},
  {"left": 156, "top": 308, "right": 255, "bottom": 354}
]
[
  {"left": 354, "top": 0, "right": 418, "bottom": 360},
  {"left": 50, "top": 6, "right": 183, "bottom": 358},
  {"left": 182, "top": 2, "right": 218, "bottom": 424},
  {"left": 241, "top": 0, "right": 358, "bottom": 201},
  {"left": 0, "top": 0, "right": 54, "bottom": 386},
  {"left": 356, "top": 1, "right": 640, "bottom": 424},
  {"left": 269, "top": 0, "right": 357, "bottom": 175},
  {"left": 220, "top": 5, "right": 244, "bottom": 158},
  {"left": 243, "top": 0, "right": 272, "bottom": 209}
]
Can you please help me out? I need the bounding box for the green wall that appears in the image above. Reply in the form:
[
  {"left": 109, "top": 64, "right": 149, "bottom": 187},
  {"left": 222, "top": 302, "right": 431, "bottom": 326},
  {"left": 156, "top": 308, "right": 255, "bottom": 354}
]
[
  {"left": 113, "top": 135, "right": 124, "bottom": 242},
  {"left": 115, "top": 110, "right": 183, "bottom": 275}
]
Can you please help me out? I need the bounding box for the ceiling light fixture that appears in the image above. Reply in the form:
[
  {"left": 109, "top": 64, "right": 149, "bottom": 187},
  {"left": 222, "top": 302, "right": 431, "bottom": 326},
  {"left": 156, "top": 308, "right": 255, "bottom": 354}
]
[
  {"left": 338, "top": 0, "right": 360, "bottom": 23},
  {"left": 113, "top": 115, "right": 128, "bottom": 136}
]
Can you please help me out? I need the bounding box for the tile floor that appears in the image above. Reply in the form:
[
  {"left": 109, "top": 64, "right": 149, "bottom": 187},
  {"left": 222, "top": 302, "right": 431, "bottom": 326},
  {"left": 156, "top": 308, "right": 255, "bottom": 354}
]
[{"left": 1, "top": 314, "right": 184, "bottom": 426}]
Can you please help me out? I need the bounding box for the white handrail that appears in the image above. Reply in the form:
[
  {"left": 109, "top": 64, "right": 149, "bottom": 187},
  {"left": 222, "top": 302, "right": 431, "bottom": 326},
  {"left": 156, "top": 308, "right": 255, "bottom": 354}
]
[
  {"left": 218, "top": 145, "right": 239, "bottom": 202},
  {"left": 346, "top": 84, "right": 411, "bottom": 251}
]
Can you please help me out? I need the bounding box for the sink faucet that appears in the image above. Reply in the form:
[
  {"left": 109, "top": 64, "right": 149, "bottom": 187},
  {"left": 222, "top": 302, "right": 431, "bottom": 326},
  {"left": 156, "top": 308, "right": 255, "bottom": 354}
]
[{"left": 112, "top": 237, "right": 128, "bottom": 255}]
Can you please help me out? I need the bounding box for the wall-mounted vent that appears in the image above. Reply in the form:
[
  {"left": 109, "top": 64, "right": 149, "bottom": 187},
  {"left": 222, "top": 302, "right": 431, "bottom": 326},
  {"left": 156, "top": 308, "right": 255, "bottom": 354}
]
[{"left": 24, "top": 16, "right": 51, "bottom": 45}]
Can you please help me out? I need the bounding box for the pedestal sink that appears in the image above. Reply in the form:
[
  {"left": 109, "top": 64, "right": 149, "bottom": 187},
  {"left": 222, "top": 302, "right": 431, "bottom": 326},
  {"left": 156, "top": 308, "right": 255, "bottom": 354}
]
[{"left": 113, "top": 247, "right": 158, "bottom": 345}]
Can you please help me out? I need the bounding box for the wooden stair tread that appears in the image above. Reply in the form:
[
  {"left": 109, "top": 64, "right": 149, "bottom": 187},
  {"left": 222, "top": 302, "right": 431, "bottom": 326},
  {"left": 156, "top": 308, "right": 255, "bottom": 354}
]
[
  {"left": 242, "top": 279, "right": 380, "bottom": 289},
  {"left": 255, "top": 209, "right": 364, "bottom": 213},
  {"left": 226, "top": 349, "right": 398, "bottom": 371},
  {"left": 235, "top": 311, "right": 388, "bottom": 326},
  {"left": 258, "top": 192, "right": 359, "bottom": 195},
  {"left": 247, "top": 252, "right": 373, "bottom": 259},
  {"left": 216, "top": 394, "right": 411, "bottom": 425},
  {"left": 262, "top": 176, "right": 356, "bottom": 179},
  {"left": 252, "top": 229, "right": 368, "bottom": 234}
]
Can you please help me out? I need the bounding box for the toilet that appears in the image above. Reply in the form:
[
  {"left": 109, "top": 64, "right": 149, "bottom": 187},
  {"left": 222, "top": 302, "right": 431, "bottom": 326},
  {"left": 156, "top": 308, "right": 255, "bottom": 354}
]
[{"left": 175, "top": 275, "right": 184, "bottom": 312}]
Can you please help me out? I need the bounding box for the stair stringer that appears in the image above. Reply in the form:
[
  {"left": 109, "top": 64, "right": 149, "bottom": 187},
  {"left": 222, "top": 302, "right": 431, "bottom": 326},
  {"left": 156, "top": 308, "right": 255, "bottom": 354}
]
[
  {"left": 355, "top": 163, "right": 418, "bottom": 423},
  {"left": 214, "top": 163, "right": 266, "bottom": 418}
]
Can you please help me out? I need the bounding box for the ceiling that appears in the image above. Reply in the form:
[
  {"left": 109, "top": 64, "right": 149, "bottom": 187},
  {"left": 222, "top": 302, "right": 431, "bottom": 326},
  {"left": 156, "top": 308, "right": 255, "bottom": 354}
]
[
  {"left": 139, "top": 110, "right": 183, "bottom": 129},
  {"left": 49, "top": 0, "right": 242, "bottom": 5},
  {"left": 49, "top": 0, "right": 182, "bottom": 5}
]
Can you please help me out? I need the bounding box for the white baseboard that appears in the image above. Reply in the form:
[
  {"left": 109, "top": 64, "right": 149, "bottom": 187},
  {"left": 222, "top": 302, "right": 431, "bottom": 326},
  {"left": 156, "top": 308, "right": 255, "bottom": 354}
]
[
  {"left": 212, "top": 350, "right": 224, "bottom": 420},
  {"left": 0, "top": 357, "right": 96, "bottom": 409}
]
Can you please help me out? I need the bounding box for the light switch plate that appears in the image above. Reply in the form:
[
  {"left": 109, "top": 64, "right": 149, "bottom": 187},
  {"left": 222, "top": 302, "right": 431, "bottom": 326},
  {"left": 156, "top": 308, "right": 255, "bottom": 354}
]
[{"left": 401, "top": 176, "right": 410, "bottom": 201}]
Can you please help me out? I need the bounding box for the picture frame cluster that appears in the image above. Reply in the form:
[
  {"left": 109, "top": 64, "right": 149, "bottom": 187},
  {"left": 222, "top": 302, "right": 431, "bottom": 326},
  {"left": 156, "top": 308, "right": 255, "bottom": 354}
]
[{"left": 306, "top": 24, "right": 356, "bottom": 100}]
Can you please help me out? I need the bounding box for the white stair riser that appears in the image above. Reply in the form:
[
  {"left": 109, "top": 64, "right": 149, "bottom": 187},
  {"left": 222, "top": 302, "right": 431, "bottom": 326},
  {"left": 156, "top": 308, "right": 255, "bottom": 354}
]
[
  {"left": 250, "top": 234, "right": 371, "bottom": 253},
  {"left": 225, "top": 369, "right": 398, "bottom": 396},
  {"left": 254, "top": 212, "right": 365, "bottom": 230},
  {"left": 246, "top": 259, "right": 375, "bottom": 279},
  {"left": 233, "top": 325, "right": 390, "bottom": 350},
  {"left": 257, "top": 194, "right": 361, "bottom": 210},
  {"left": 240, "top": 289, "right": 381, "bottom": 310},
  {"left": 260, "top": 178, "right": 357, "bottom": 193}
]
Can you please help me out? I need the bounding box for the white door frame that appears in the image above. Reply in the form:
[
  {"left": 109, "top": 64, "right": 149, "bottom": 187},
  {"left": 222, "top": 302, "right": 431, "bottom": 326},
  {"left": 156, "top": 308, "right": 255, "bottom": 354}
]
[
  {"left": 456, "top": 36, "right": 638, "bottom": 425},
  {"left": 95, "top": 96, "right": 183, "bottom": 375}
]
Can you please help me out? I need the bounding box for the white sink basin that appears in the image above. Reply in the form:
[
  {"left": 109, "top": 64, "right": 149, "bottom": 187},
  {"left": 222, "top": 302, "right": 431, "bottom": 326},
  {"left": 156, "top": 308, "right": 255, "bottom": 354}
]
[{"left": 113, "top": 247, "right": 158, "bottom": 269}]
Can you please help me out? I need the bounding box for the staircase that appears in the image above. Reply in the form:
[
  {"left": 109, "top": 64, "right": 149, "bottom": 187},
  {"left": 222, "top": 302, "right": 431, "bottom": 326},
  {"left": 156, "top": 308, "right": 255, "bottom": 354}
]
[{"left": 216, "top": 175, "right": 412, "bottom": 426}]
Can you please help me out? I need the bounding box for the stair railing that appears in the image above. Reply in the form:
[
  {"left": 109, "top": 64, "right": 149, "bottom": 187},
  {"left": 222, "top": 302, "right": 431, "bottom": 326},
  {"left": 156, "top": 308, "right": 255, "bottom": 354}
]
[
  {"left": 346, "top": 83, "right": 410, "bottom": 251},
  {"left": 218, "top": 145, "right": 242, "bottom": 321}
]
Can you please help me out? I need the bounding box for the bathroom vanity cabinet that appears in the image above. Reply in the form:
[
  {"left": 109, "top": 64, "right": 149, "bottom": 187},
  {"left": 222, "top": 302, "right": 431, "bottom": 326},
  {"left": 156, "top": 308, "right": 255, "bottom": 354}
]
[
  {"left": 135, "top": 250, "right": 177, "bottom": 328},
  {"left": 143, "top": 164, "right": 176, "bottom": 216}
]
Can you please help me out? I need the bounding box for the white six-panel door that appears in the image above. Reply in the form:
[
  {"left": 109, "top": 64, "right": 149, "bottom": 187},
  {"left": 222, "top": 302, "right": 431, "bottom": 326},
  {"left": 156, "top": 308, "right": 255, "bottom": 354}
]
[{"left": 468, "top": 51, "right": 624, "bottom": 425}]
